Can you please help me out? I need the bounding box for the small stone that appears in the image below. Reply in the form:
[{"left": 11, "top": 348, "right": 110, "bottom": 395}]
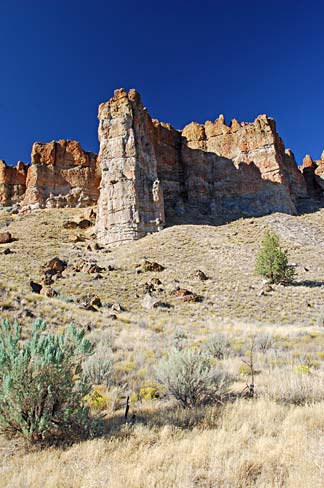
[
  {"left": 0, "top": 232, "right": 12, "bottom": 244},
  {"left": 142, "top": 260, "right": 165, "bottom": 272},
  {"left": 111, "top": 302, "right": 125, "bottom": 312},
  {"left": 142, "top": 293, "right": 164, "bottom": 310},
  {"left": 192, "top": 270, "right": 208, "bottom": 281},
  {"left": 30, "top": 280, "right": 42, "bottom": 294},
  {"left": 42, "top": 257, "right": 67, "bottom": 276},
  {"left": 79, "top": 294, "right": 102, "bottom": 311},
  {"left": 63, "top": 221, "right": 78, "bottom": 229},
  {"left": 78, "top": 219, "right": 92, "bottom": 229}
]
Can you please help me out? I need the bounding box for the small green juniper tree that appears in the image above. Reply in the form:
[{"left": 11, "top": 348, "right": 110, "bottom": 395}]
[
  {"left": 0, "top": 319, "right": 94, "bottom": 444},
  {"left": 256, "top": 230, "right": 295, "bottom": 284}
]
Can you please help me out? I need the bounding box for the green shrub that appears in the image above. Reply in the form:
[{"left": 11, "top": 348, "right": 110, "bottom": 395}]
[
  {"left": 0, "top": 319, "right": 94, "bottom": 444},
  {"left": 255, "top": 231, "right": 295, "bottom": 284},
  {"left": 155, "top": 348, "right": 232, "bottom": 408}
]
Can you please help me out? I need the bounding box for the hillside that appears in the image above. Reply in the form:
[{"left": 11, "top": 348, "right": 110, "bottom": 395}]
[{"left": 1, "top": 207, "right": 324, "bottom": 486}]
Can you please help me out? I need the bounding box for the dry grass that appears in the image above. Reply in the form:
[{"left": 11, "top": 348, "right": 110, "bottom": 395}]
[
  {"left": 1, "top": 206, "right": 324, "bottom": 485},
  {"left": 1, "top": 399, "right": 324, "bottom": 487}
]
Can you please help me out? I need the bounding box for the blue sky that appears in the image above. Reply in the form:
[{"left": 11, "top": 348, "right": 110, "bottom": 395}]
[{"left": 0, "top": 0, "right": 323, "bottom": 165}]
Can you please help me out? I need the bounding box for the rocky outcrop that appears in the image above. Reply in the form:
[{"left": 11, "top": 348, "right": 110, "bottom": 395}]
[
  {"left": 181, "top": 116, "right": 307, "bottom": 200},
  {"left": 300, "top": 152, "right": 324, "bottom": 196},
  {"left": 23, "top": 140, "right": 100, "bottom": 208},
  {"left": 96, "top": 88, "right": 308, "bottom": 245},
  {"left": 0, "top": 160, "right": 28, "bottom": 205},
  {"left": 96, "top": 89, "right": 165, "bottom": 244}
]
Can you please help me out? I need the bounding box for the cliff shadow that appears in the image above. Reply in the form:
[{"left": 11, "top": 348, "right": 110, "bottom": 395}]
[{"left": 160, "top": 146, "right": 304, "bottom": 227}]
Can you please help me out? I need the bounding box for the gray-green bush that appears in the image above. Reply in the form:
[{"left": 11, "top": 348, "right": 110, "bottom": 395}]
[
  {"left": 204, "top": 333, "right": 232, "bottom": 359},
  {"left": 0, "top": 319, "right": 94, "bottom": 444},
  {"left": 82, "top": 343, "right": 113, "bottom": 386},
  {"left": 155, "top": 347, "right": 232, "bottom": 408}
]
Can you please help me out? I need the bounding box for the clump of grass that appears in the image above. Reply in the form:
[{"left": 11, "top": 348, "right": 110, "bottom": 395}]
[{"left": 260, "top": 366, "right": 324, "bottom": 404}]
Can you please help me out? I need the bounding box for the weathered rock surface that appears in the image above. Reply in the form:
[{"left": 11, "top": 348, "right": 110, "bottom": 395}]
[
  {"left": 300, "top": 152, "right": 324, "bottom": 196},
  {"left": 0, "top": 161, "right": 28, "bottom": 205},
  {"left": 96, "top": 88, "right": 309, "bottom": 245},
  {"left": 96, "top": 89, "right": 165, "bottom": 244},
  {"left": 23, "top": 140, "right": 100, "bottom": 208}
]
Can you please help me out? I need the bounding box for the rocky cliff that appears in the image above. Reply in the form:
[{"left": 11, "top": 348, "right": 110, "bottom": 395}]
[
  {"left": 96, "top": 88, "right": 309, "bottom": 245},
  {"left": 96, "top": 89, "right": 165, "bottom": 244},
  {"left": 22, "top": 140, "right": 100, "bottom": 208},
  {"left": 300, "top": 152, "right": 324, "bottom": 197},
  {"left": 0, "top": 89, "right": 322, "bottom": 244},
  {"left": 0, "top": 160, "right": 29, "bottom": 205}
]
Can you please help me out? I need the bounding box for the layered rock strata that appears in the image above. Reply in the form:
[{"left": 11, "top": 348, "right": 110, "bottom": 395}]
[
  {"left": 96, "top": 88, "right": 308, "bottom": 245},
  {"left": 96, "top": 89, "right": 165, "bottom": 244},
  {"left": 23, "top": 140, "right": 100, "bottom": 208},
  {"left": 0, "top": 160, "right": 29, "bottom": 205}
]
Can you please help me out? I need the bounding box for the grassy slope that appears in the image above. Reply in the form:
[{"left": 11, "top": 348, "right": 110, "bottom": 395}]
[{"left": 1, "top": 207, "right": 324, "bottom": 487}]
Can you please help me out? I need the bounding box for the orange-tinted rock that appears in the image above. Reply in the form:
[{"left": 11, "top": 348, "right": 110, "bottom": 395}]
[
  {"left": 96, "top": 89, "right": 308, "bottom": 245},
  {"left": 0, "top": 160, "right": 28, "bottom": 205},
  {"left": 23, "top": 140, "right": 100, "bottom": 208},
  {"left": 183, "top": 115, "right": 306, "bottom": 199}
]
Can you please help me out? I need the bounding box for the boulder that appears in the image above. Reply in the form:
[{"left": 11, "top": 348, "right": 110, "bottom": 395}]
[{"left": 0, "top": 232, "right": 12, "bottom": 244}]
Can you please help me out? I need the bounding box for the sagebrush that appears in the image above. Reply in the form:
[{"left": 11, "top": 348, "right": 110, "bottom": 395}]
[
  {"left": 0, "top": 319, "right": 94, "bottom": 444},
  {"left": 155, "top": 347, "right": 232, "bottom": 408}
]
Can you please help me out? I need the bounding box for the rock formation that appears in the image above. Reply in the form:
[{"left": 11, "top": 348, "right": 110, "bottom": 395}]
[
  {"left": 300, "top": 152, "right": 324, "bottom": 196},
  {"left": 96, "top": 89, "right": 165, "bottom": 244},
  {"left": 0, "top": 160, "right": 28, "bottom": 205},
  {"left": 96, "top": 88, "right": 308, "bottom": 245},
  {"left": 23, "top": 140, "right": 100, "bottom": 208},
  {"left": 0, "top": 88, "right": 322, "bottom": 245}
]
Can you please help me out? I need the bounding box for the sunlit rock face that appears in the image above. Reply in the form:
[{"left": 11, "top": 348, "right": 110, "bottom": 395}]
[
  {"left": 96, "top": 88, "right": 307, "bottom": 245},
  {"left": 96, "top": 89, "right": 165, "bottom": 245},
  {"left": 0, "top": 160, "right": 29, "bottom": 205},
  {"left": 23, "top": 140, "right": 100, "bottom": 208}
]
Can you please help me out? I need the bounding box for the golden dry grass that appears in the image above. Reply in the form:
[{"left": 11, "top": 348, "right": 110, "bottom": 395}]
[
  {"left": 1, "top": 399, "right": 324, "bottom": 487},
  {"left": 1, "top": 206, "right": 324, "bottom": 486}
]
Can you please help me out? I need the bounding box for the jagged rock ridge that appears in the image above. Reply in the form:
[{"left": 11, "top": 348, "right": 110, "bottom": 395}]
[
  {"left": 95, "top": 88, "right": 309, "bottom": 245},
  {"left": 23, "top": 140, "right": 101, "bottom": 208},
  {"left": 0, "top": 141, "right": 101, "bottom": 208},
  {"left": 0, "top": 160, "right": 29, "bottom": 205}
]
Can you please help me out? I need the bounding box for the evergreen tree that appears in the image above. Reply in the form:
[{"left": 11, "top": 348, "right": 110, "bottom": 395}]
[{"left": 256, "top": 230, "right": 295, "bottom": 284}]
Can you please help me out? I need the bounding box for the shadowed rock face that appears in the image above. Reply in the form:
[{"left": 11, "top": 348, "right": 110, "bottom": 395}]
[
  {"left": 96, "top": 88, "right": 308, "bottom": 245},
  {"left": 0, "top": 160, "right": 29, "bottom": 205},
  {"left": 300, "top": 153, "right": 324, "bottom": 197},
  {"left": 23, "top": 140, "right": 101, "bottom": 208}
]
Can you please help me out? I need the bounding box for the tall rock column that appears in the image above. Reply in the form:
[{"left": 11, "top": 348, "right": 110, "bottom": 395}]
[{"left": 96, "top": 89, "right": 165, "bottom": 245}]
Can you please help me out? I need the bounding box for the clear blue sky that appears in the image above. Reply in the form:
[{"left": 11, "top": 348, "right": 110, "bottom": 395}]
[{"left": 0, "top": 0, "right": 323, "bottom": 165}]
